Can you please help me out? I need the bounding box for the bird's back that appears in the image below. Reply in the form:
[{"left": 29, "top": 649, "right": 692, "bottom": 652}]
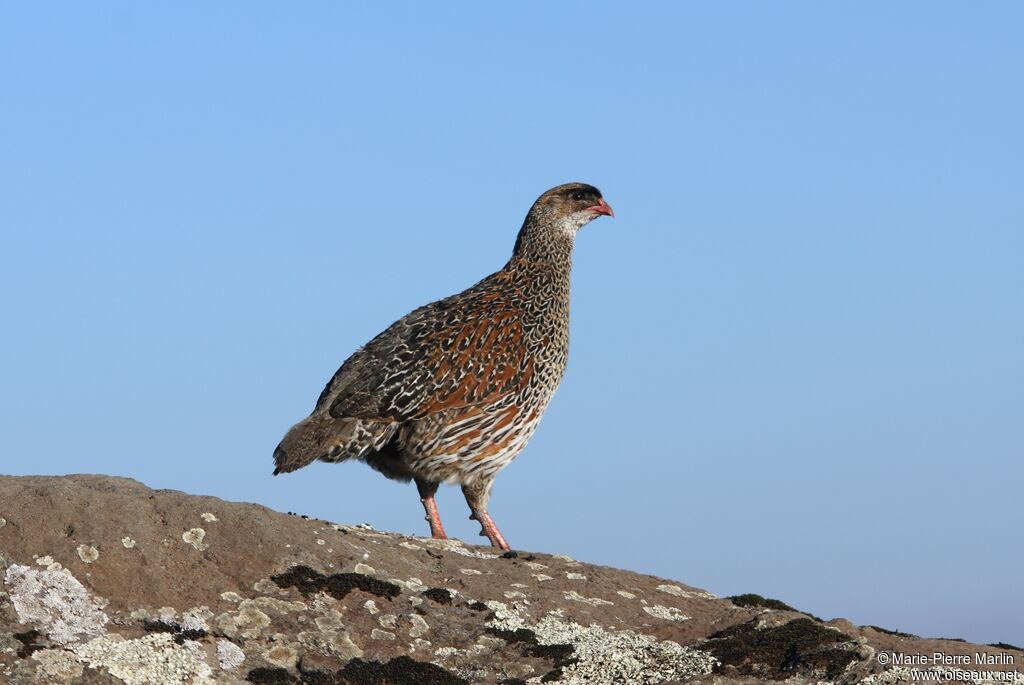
[{"left": 319, "top": 261, "right": 567, "bottom": 424}]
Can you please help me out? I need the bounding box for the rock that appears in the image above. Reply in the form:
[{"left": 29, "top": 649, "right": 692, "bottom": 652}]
[{"left": 0, "top": 475, "right": 1019, "bottom": 684}]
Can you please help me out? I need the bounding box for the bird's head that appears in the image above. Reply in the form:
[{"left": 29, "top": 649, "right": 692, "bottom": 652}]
[{"left": 527, "top": 182, "right": 614, "bottom": 236}]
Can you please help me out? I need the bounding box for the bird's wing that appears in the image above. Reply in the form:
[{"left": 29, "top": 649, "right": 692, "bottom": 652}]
[{"left": 316, "top": 278, "right": 533, "bottom": 423}]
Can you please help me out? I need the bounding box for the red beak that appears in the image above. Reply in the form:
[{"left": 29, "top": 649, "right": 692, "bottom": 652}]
[{"left": 589, "top": 197, "right": 615, "bottom": 218}]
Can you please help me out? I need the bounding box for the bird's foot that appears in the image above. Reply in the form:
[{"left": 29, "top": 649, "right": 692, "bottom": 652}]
[
  {"left": 461, "top": 481, "right": 509, "bottom": 550},
  {"left": 422, "top": 514, "right": 447, "bottom": 539},
  {"left": 474, "top": 511, "right": 510, "bottom": 551},
  {"left": 417, "top": 488, "right": 448, "bottom": 540}
]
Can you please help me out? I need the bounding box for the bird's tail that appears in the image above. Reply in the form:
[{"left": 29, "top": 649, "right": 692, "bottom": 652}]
[{"left": 273, "top": 414, "right": 353, "bottom": 475}]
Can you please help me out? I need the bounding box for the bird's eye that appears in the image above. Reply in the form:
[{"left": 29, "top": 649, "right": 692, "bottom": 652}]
[{"left": 571, "top": 191, "right": 585, "bottom": 201}]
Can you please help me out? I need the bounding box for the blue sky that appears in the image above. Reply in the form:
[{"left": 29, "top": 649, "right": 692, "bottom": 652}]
[{"left": 2, "top": 3, "right": 1022, "bottom": 645}]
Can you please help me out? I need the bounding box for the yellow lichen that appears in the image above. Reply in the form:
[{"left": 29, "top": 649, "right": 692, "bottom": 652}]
[
  {"left": 263, "top": 644, "right": 297, "bottom": 668},
  {"left": 215, "top": 600, "right": 271, "bottom": 639},
  {"left": 31, "top": 649, "right": 84, "bottom": 679}
]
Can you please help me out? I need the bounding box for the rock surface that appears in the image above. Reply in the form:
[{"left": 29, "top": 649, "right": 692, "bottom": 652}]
[{"left": 0, "top": 475, "right": 1019, "bottom": 684}]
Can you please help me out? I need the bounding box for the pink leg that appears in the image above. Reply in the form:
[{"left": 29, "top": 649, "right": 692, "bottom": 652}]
[
  {"left": 462, "top": 480, "right": 510, "bottom": 551},
  {"left": 416, "top": 479, "right": 447, "bottom": 540},
  {"left": 472, "top": 510, "right": 510, "bottom": 551}
]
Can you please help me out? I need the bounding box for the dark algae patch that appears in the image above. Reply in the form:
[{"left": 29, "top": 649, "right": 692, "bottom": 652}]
[
  {"left": 13, "top": 629, "right": 45, "bottom": 658},
  {"left": 485, "top": 627, "right": 577, "bottom": 681},
  {"left": 729, "top": 593, "right": 822, "bottom": 620},
  {"left": 728, "top": 593, "right": 798, "bottom": 613},
  {"left": 422, "top": 587, "right": 454, "bottom": 605},
  {"left": 486, "top": 627, "right": 539, "bottom": 646},
  {"left": 333, "top": 657, "right": 467, "bottom": 685},
  {"left": 271, "top": 565, "right": 401, "bottom": 601},
  {"left": 864, "top": 624, "right": 917, "bottom": 638},
  {"left": 142, "top": 619, "right": 208, "bottom": 644},
  {"left": 703, "top": 618, "right": 857, "bottom": 680},
  {"left": 991, "top": 642, "right": 1023, "bottom": 651},
  {"left": 247, "top": 667, "right": 297, "bottom": 684},
  {"left": 247, "top": 657, "right": 467, "bottom": 685}
]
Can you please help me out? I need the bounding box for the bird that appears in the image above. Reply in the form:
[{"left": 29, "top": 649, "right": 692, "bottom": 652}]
[{"left": 273, "top": 182, "right": 614, "bottom": 550}]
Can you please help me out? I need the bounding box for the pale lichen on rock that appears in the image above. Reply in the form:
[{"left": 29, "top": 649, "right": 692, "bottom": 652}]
[
  {"left": 643, "top": 604, "right": 691, "bottom": 621},
  {"left": 76, "top": 545, "right": 99, "bottom": 564},
  {"left": 252, "top": 578, "right": 279, "bottom": 594},
  {"left": 30, "top": 649, "right": 84, "bottom": 680},
  {"left": 75, "top": 633, "right": 215, "bottom": 685},
  {"left": 657, "top": 583, "right": 716, "bottom": 599},
  {"left": 404, "top": 576, "right": 427, "bottom": 592},
  {"left": 262, "top": 643, "right": 298, "bottom": 667},
  {"left": 216, "top": 639, "right": 245, "bottom": 671},
  {"left": 251, "top": 595, "right": 305, "bottom": 615},
  {"left": 182, "top": 528, "right": 208, "bottom": 551},
  {"left": 564, "top": 590, "right": 614, "bottom": 607},
  {"left": 312, "top": 614, "right": 341, "bottom": 635},
  {"left": 4, "top": 564, "right": 109, "bottom": 645},
  {"left": 298, "top": 626, "right": 363, "bottom": 660},
  {"left": 180, "top": 606, "right": 214, "bottom": 632},
  {"left": 485, "top": 601, "right": 716, "bottom": 685},
  {"left": 424, "top": 538, "right": 498, "bottom": 559},
  {"left": 215, "top": 599, "right": 271, "bottom": 639},
  {"left": 409, "top": 613, "right": 430, "bottom": 638}
]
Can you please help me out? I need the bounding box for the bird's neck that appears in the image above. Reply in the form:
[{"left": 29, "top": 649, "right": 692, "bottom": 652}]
[
  {"left": 508, "top": 219, "right": 575, "bottom": 278},
  {"left": 506, "top": 221, "right": 574, "bottom": 326},
  {"left": 506, "top": 219, "right": 573, "bottom": 375}
]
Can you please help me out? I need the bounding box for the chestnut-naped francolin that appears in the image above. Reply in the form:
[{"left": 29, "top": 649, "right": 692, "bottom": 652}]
[{"left": 273, "top": 183, "right": 613, "bottom": 550}]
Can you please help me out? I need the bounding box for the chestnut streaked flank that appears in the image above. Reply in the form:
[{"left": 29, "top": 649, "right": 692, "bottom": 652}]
[{"left": 273, "top": 182, "right": 614, "bottom": 550}]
